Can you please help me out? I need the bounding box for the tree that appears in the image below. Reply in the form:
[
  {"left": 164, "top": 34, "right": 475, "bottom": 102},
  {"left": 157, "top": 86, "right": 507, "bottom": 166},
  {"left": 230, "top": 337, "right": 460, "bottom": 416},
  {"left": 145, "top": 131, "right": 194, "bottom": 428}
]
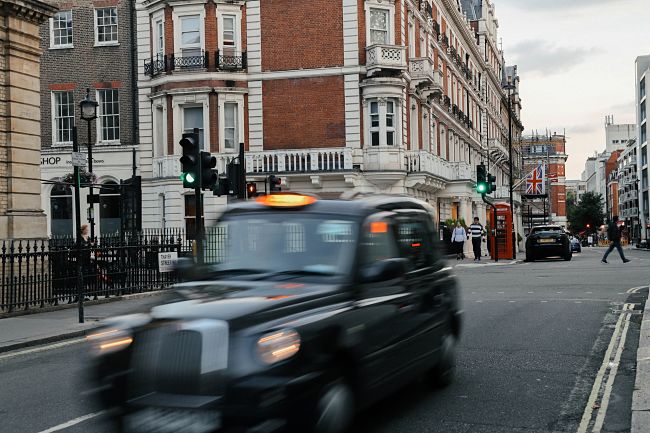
[{"left": 568, "top": 192, "right": 605, "bottom": 233}]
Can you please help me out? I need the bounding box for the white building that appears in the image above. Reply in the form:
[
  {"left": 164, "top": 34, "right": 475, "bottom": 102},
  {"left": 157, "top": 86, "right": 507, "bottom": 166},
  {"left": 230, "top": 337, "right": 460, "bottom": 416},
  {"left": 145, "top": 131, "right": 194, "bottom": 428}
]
[
  {"left": 636, "top": 55, "right": 650, "bottom": 240},
  {"left": 617, "top": 139, "right": 640, "bottom": 239}
]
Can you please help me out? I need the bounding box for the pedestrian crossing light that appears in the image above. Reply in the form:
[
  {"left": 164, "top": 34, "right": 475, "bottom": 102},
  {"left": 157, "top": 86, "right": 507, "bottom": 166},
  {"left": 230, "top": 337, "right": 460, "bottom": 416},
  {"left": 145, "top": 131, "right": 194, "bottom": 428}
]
[{"left": 476, "top": 163, "right": 488, "bottom": 195}]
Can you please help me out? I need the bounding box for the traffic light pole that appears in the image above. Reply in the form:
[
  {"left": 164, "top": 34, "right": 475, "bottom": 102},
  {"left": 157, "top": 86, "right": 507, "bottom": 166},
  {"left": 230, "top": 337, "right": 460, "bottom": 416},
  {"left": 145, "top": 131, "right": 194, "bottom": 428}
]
[
  {"left": 194, "top": 128, "right": 204, "bottom": 265},
  {"left": 73, "top": 127, "right": 84, "bottom": 323},
  {"left": 482, "top": 194, "right": 499, "bottom": 262}
]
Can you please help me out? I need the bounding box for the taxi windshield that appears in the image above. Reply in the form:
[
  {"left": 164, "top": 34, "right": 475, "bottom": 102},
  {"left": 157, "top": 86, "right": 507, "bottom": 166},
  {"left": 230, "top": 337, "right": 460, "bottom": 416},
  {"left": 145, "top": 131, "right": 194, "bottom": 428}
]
[{"left": 204, "top": 213, "right": 359, "bottom": 279}]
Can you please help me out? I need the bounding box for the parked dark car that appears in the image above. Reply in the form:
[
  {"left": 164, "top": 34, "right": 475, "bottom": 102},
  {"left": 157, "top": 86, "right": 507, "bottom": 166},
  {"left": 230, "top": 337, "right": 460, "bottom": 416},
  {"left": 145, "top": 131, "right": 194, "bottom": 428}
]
[
  {"left": 570, "top": 237, "right": 582, "bottom": 253},
  {"left": 525, "top": 225, "right": 572, "bottom": 262},
  {"left": 88, "top": 194, "right": 462, "bottom": 433}
]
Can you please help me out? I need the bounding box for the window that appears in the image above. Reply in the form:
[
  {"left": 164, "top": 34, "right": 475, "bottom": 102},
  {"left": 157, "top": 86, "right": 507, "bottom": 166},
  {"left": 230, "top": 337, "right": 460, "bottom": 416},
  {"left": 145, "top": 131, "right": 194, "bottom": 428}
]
[
  {"left": 155, "top": 20, "right": 164, "bottom": 56},
  {"left": 369, "top": 8, "right": 389, "bottom": 44},
  {"left": 395, "top": 219, "right": 433, "bottom": 270},
  {"left": 53, "top": 91, "right": 74, "bottom": 144},
  {"left": 183, "top": 106, "right": 204, "bottom": 149},
  {"left": 642, "top": 124, "right": 647, "bottom": 144},
  {"left": 99, "top": 182, "right": 120, "bottom": 235},
  {"left": 155, "top": 106, "right": 164, "bottom": 156},
  {"left": 368, "top": 99, "right": 398, "bottom": 147},
  {"left": 222, "top": 15, "right": 236, "bottom": 55},
  {"left": 180, "top": 15, "right": 201, "bottom": 57},
  {"left": 359, "top": 219, "right": 399, "bottom": 266},
  {"left": 641, "top": 100, "right": 646, "bottom": 121},
  {"left": 98, "top": 90, "right": 120, "bottom": 142},
  {"left": 51, "top": 11, "right": 73, "bottom": 48},
  {"left": 641, "top": 77, "right": 646, "bottom": 99},
  {"left": 408, "top": 22, "right": 415, "bottom": 58},
  {"left": 95, "top": 7, "right": 118, "bottom": 45},
  {"left": 50, "top": 184, "right": 73, "bottom": 236},
  {"left": 224, "top": 102, "right": 237, "bottom": 150}
]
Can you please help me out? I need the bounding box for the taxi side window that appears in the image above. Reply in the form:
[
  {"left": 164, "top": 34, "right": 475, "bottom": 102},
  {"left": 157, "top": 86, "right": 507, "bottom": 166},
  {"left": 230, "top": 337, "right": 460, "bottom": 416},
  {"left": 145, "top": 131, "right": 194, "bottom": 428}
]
[
  {"left": 359, "top": 220, "right": 399, "bottom": 266},
  {"left": 395, "top": 219, "right": 433, "bottom": 269}
]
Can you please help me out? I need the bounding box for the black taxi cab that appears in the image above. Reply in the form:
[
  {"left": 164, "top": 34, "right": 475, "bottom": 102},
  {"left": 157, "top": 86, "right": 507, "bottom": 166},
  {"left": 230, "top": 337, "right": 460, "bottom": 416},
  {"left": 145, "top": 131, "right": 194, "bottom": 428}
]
[{"left": 88, "top": 194, "right": 462, "bottom": 433}]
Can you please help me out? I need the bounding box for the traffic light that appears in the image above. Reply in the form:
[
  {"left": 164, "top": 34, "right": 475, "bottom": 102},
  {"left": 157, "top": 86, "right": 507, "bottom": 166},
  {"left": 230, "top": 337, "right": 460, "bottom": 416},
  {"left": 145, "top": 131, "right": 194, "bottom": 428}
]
[
  {"left": 200, "top": 151, "right": 217, "bottom": 190},
  {"left": 269, "top": 175, "right": 282, "bottom": 193},
  {"left": 246, "top": 182, "right": 257, "bottom": 198},
  {"left": 179, "top": 133, "right": 199, "bottom": 188},
  {"left": 487, "top": 173, "right": 497, "bottom": 194},
  {"left": 476, "top": 163, "right": 487, "bottom": 195}
]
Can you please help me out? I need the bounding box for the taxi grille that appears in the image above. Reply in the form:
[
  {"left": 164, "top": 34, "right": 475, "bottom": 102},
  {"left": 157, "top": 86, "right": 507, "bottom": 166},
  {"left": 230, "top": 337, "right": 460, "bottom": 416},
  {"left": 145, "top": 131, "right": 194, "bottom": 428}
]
[{"left": 128, "top": 320, "right": 229, "bottom": 398}]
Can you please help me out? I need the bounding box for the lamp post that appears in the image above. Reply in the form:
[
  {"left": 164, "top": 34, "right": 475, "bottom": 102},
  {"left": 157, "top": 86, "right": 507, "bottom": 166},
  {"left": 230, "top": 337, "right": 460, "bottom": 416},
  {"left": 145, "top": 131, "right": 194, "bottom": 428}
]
[
  {"left": 505, "top": 77, "right": 516, "bottom": 259},
  {"left": 79, "top": 89, "right": 99, "bottom": 240}
]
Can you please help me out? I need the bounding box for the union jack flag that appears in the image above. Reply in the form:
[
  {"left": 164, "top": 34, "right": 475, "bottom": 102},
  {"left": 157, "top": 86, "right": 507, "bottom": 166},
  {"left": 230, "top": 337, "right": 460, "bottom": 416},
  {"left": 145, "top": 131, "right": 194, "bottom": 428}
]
[{"left": 526, "top": 164, "right": 546, "bottom": 195}]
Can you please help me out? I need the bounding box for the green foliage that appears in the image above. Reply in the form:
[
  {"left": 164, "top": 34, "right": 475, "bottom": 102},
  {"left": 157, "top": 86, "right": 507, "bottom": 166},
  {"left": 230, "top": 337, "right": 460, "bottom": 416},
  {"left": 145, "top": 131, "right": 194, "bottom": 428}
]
[
  {"left": 568, "top": 192, "right": 605, "bottom": 232},
  {"left": 444, "top": 218, "right": 466, "bottom": 228}
]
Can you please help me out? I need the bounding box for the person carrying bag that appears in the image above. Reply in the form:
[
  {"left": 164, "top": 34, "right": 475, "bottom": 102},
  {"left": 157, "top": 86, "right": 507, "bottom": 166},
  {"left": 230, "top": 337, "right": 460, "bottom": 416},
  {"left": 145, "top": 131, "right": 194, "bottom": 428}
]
[{"left": 451, "top": 221, "right": 467, "bottom": 260}]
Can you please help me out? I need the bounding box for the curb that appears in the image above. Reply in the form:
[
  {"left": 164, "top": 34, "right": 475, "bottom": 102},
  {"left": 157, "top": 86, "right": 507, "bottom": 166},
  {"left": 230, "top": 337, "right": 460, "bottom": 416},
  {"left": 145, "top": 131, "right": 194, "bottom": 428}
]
[
  {"left": 632, "top": 285, "right": 650, "bottom": 433},
  {"left": 0, "top": 289, "right": 172, "bottom": 319},
  {"left": 0, "top": 330, "right": 93, "bottom": 354}
]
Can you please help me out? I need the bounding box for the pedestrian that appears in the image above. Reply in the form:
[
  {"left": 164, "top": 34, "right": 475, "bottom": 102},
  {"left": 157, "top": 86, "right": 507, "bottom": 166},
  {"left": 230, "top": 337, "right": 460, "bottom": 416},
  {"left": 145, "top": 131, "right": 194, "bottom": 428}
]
[
  {"left": 469, "top": 217, "right": 484, "bottom": 261},
  {"left": 602, "top": 215, "right": 630, "bottom": 264},
  {"left": 451, "top": 221, "right": 467, "bottom": 260}
]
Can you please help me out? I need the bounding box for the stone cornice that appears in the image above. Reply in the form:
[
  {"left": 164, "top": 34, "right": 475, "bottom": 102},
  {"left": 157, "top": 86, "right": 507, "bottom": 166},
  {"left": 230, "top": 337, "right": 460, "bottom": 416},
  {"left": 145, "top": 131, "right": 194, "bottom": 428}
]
[{"left": 0, "top": 0, "right": 57, "bottom": 24}]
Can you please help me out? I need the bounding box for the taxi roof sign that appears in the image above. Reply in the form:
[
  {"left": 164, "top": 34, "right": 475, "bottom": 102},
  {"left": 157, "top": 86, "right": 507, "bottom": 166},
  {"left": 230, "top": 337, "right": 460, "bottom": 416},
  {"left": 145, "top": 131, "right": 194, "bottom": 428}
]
[{"left": 256, "top": 194, "right": 317, "bottom": 208}]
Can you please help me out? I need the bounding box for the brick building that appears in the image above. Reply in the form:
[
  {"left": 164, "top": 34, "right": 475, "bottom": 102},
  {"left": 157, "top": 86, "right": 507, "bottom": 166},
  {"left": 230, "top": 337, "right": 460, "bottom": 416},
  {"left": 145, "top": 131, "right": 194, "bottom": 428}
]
[
  {"left": 39, "top": 0, "right": 137, "bottom": 237},
  {"left": 520, "top": 134, "right": 568, "bottom": 229},
  {"left": 135, "top": 0, "right": 523, "bottom": 237}
]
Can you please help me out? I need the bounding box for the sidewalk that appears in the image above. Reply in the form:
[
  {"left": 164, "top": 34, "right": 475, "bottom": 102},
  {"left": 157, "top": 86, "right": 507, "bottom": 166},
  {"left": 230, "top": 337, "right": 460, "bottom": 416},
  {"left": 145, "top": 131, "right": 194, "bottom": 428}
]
[
  {"left": 632, "top": 290, "right": 650, "bottom": 433},
  {"left": 0, "top": 291, "right": 171, "bottom": 353}
]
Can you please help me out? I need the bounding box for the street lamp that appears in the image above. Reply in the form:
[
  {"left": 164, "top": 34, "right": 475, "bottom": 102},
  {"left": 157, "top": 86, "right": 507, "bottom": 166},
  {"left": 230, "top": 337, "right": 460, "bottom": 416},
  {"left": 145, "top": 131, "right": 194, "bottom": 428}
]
[
  {"left": 80, "top": 88, "right": 98, "bottom": 240},
  {"left": 504, "top": 75, "right": 516, "bottom": 259}
]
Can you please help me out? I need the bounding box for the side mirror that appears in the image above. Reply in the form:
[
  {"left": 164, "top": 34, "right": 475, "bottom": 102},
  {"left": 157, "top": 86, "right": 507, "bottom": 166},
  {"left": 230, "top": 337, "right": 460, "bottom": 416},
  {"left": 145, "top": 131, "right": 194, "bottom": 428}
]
[{"left": 359, "top": 258, "right": 408, "bottom": 283}]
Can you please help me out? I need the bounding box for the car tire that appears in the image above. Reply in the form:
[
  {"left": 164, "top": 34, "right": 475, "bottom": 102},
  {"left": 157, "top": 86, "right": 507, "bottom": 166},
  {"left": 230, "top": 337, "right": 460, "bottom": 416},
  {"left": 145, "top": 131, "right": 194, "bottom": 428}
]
[
  {"left": 564, "top": 253, "right": 572, "bottom": 261},
  {"left": 291, "top": 375, "right": 354, "bottom": 433},
  {"left": 428, "top": 332, "right": 456, "bottom": 388},
  {"left": 525, "top": 251, "right": 534, "bottom": 262}
]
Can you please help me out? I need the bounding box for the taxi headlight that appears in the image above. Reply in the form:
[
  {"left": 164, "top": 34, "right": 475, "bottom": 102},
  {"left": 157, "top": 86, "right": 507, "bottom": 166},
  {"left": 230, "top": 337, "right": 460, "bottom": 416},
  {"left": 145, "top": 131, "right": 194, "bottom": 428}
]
[
  {"left": 86, "top": 328, "right": 133, "bottom": 355},
  {"left": 257, "top": 329, "right": 301, "bottom": 364}
]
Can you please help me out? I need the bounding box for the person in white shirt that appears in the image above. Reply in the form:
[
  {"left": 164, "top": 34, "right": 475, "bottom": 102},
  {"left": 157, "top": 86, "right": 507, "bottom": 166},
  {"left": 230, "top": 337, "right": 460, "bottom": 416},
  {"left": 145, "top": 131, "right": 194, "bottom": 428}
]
[
  {"left": 468, "top": 217, "right": 485, "bottom": 261},
  {"left": 451, "top": 221, "right": 467, "bottom": 260}
]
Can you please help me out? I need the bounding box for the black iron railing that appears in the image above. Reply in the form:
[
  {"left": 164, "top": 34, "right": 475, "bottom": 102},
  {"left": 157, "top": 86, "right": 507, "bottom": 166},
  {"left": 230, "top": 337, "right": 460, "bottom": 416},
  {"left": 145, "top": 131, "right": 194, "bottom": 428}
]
[
  {"left": 216, "top": 50, "right": 247, "bottom": 71},
  {"left": 144, "top": 54, "right": 167, "bottom": 77},
  {"left": 0, "top": 228, "right": 227, "bottom": 314},
  {"left": 171, "top": 52, "right": 208, "bottom": 70}
]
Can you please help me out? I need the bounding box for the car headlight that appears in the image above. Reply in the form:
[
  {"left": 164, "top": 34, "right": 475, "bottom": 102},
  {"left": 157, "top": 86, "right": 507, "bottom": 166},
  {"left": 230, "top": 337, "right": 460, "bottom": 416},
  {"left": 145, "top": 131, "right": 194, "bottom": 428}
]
[
  {"left": 257, "top": 329, "right": 301, "bottom": 364},
  {"left": 86, "top": 313, "right": 149, "bottom": 355}
]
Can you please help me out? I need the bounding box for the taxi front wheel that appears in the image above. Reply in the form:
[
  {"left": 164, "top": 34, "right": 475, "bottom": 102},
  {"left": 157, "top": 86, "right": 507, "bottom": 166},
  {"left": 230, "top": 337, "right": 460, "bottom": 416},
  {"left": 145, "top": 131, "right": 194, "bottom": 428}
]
[
  {"left": 429, "top": 333, "right": 457, "bottom": 388},
  {"left": 313, "top": 378, "right": 355, "bottom": 433}
]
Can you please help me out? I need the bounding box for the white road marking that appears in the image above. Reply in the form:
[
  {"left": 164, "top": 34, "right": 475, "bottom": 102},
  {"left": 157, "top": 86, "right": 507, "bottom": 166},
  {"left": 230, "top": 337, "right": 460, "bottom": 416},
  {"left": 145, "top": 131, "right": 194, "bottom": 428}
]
[
  {"left": 498, "top": 291, "right": 505, "bottom": 294},
  {"left": 592, "top": 304, "right": 632, "bottom": 433},
  {"left": 528, "top": 291, "right": 534, "bottom": 294},
  {"left": 0, "top": 338, "right": 86, "bottom": 362},
  {"left": 36, "top": 411, "right": 106, "bottom": 433},
  {"left": 577, "top": 303, "right": 634, "bottom": 433}
]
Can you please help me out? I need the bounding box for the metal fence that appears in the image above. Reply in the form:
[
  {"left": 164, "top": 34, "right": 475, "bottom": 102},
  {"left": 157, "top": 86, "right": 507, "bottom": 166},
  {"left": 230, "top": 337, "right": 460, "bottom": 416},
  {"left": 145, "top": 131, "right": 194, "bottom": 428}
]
[{"left": 0, "top": 229, "right": 215, "bottom": 314}]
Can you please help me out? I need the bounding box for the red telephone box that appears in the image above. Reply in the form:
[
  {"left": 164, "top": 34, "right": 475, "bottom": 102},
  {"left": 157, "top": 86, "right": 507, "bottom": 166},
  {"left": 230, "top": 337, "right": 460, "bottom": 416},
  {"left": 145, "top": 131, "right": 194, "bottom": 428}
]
[{"left": 489, "top": 203, "right": 513, "bottom": 260}]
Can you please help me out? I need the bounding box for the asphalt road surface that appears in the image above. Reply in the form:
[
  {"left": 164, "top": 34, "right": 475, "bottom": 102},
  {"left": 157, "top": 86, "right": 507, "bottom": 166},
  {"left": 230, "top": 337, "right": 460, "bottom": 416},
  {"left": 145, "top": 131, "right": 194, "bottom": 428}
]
[{"left": 0, "top": 247, "right": 648, "bottom": 433}]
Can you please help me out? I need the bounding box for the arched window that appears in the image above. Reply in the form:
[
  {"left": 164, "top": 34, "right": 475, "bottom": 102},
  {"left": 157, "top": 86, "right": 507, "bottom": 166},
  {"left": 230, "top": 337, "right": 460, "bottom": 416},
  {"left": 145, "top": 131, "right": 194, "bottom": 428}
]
[
  {"left": 50, "top": 184, "right": 73, "bottom": 236},
  {"left": 99, "top": 181, "right": 121, "bottom": 234}
]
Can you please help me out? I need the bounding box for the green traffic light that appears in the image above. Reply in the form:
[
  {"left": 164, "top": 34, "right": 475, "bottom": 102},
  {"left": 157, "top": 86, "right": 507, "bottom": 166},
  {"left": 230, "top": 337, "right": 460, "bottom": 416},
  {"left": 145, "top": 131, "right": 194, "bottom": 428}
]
[
  {"left": 180, "top": 172, "right": 196, "bottom": 184},
  {"left": 477, "top": 183, "right": 487, "bottom": 193}
]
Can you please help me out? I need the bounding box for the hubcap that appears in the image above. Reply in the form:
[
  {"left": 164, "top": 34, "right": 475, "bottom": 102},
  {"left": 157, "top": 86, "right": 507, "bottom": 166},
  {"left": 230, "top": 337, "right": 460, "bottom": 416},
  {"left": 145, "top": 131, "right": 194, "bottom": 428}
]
[{"left": 315, "top": 382, "right": 354, "bottom": 433}]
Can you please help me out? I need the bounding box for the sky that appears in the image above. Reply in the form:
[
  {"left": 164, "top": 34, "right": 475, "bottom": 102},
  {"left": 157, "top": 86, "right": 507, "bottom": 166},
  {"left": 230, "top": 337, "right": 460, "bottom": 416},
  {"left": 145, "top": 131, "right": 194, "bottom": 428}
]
[{"left": 494, "top": 0, "right": 649, "bottom": 179}]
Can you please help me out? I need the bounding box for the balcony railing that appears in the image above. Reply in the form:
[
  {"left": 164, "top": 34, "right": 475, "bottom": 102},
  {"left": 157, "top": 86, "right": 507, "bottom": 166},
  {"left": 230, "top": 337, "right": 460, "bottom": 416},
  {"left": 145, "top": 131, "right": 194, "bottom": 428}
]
[
  {"left": 409, "top": 58, "right": 442, "bottom": 90},
  {"left": 143, "top": 54, "right": 166, "bottom": 77},
  {"left": 366, "top": 44, "right": 407, "bottom": 76},
  {"left": 405, "top": 151, "right": 455, "bottom": 180},
  {"left": 171, "top": 52, "right": 208, "bottom": 70},
  {"left": 216, "top": 50, "right": 247, "bottom": 71},
  {"left": 209, "top": 148, "right": 353, "bottom": 175}
]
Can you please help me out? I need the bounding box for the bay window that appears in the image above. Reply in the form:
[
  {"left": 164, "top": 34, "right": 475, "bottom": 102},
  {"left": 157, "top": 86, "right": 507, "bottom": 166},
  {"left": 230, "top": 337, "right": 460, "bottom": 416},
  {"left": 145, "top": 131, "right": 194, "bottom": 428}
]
[
  {"left": 180, "top": 15, "right": 202, "bottom": 58},
  {"left": 183, "top": 106, "right": 205, "bottom": 149},
  {"left": 224, "top": 102, "right": 237, "bottom": 150},
  {"left": 367, "top": 98, "right": 398, "bottom": 147}
]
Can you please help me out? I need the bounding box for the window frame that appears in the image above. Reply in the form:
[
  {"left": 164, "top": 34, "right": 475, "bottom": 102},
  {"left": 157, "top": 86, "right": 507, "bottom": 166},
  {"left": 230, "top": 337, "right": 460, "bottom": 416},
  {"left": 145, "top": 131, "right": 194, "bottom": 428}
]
[
  {"left": 96, "top": 89, "right": 120, "bottom": 144},
  {"left": 365, "top": 98, "right": 400, "bottom": 147},
  {"left": 94, "top": 7, "right": 119, "bottom": 46},
  {"left": 365, "top": 1, "right": 395, "bottom": 46},
  {"left": 174, "top": 5, "right": 205, "bottom": 59},
  {"left": 218, "top": 93, "right": 245, "bottom": 153},
  {"left": 51, "top": 91, "right": 75, "bottom": 146},
  {"left": 182, "top": 104, "right": 206, "bottom": 150},
  {"left": 49, "top": 10, "right": 73, "bottom": 49},
  {"left": 217, "top": 6, "right": 242, "bottom": 55}
]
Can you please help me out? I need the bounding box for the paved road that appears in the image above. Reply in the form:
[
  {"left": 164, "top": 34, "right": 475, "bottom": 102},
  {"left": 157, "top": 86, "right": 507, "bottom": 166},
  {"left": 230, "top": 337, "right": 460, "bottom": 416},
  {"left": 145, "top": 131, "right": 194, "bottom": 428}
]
[{"left": 0, "top": 247, "right": 648, "bottom": 433}]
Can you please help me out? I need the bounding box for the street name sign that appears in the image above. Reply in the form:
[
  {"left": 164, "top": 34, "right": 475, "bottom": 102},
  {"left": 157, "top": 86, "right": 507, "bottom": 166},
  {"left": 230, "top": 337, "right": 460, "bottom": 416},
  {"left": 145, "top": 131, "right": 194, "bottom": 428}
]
[{"left": 158, "top": 252, "right": 178, "bottom": 273}]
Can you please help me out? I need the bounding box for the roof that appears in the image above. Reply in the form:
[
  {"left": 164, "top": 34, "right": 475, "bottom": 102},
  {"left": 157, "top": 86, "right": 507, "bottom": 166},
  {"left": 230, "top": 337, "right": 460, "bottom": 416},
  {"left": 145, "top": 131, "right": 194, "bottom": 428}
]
[{"left": 222, "top": 194, "right": 433, "bottom": 218}]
